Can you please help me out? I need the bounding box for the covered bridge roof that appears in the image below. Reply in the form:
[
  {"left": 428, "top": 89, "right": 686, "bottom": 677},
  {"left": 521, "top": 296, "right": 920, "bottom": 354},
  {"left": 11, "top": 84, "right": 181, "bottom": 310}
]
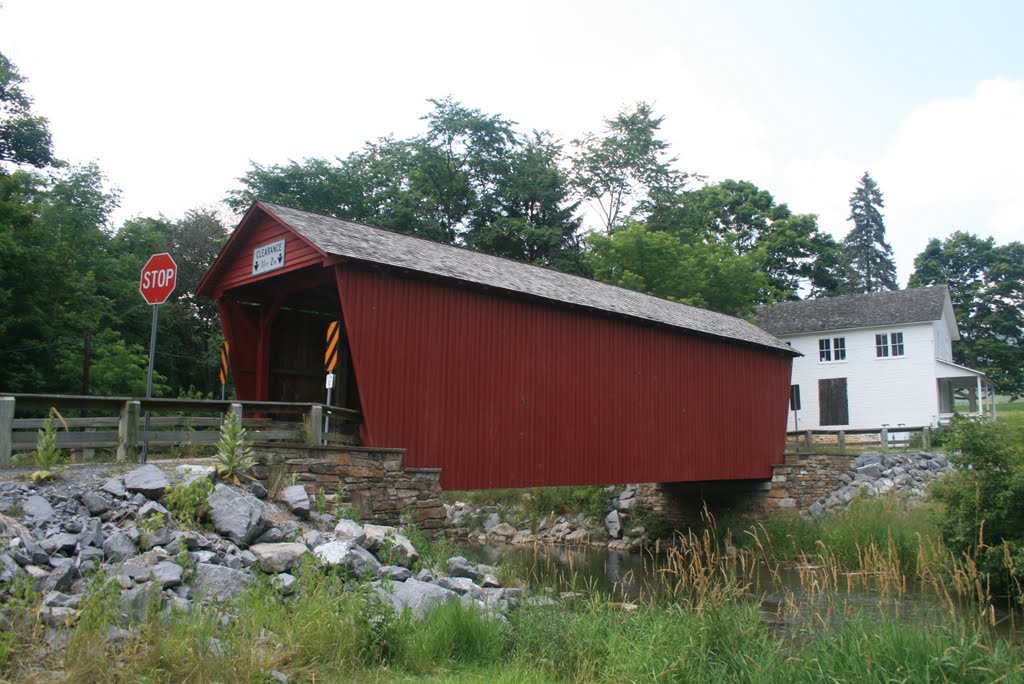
[
  {"left": 205, "top": 201, "right": 796, "bottom": 355},
  {"left": 756, "top": 285, "right": 952, "bottom": 336}
]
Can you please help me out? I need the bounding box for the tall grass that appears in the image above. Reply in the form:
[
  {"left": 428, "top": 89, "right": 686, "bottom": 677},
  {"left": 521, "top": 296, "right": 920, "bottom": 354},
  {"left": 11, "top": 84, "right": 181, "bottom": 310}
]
[
  {"left": 724, "top": 492, "right": 942, "bottom": 575},
  {"left": 5, "top": 512, "right": 1024, "bottom": 682}
]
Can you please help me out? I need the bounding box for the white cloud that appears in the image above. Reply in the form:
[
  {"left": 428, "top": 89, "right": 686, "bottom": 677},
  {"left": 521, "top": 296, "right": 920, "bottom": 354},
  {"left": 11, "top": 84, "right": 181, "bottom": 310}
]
[{"left": 763, "top": 78, "right": 1024, "bottom": 284}]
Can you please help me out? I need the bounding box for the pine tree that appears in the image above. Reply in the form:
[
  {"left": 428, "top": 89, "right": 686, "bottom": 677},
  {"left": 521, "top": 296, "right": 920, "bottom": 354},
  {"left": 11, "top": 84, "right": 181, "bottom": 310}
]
[{"left": 840, "top": 172, "right": 898, "bottom": 292}]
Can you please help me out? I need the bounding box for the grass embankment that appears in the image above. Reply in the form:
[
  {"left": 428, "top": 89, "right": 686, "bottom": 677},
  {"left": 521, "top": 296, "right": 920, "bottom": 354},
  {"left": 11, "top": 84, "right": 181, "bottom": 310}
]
[{"left": 4, "top": 501, "right": 1024, "bottom": 683}]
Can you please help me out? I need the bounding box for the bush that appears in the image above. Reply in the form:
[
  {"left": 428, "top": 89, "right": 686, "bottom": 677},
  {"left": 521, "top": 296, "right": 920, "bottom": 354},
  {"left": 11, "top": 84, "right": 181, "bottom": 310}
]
[
  {"left": 29, "top": 409, "right": 67, "bottom": 482},
  {"left": 930, "top": 416, "right": 1024, "bottom": 598},
  {"left": 215, "top": 411, "right": 255, "bottom": 485},
  {"left": 165, "top": 477, "right": 214, "bottom": 528}
]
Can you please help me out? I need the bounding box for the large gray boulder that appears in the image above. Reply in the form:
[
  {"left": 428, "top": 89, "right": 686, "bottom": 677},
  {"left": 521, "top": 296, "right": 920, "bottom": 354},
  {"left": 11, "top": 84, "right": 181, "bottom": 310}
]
[
  {"left": 22, "top": 495, "right": 54, "bottom": 523},
  {"left": 40, "top": 532, "right": 78, "bottom": 555},
  {"left": 362, "top": 524, "right": 418, "bottom": 567},
  {"left": 174, "top": 464, "right": 215, "bottom": 486},
  {"left": 206, "top": 484, "right": 269, "bottom": 546},
  {"left": 119, "top": 582, "right": 161, "bottom": 622},
  {"left": 151, "top": 561, "right": 184, "bottom": 589},
  {"left": 81, "top": 492, "right": 110, "bottom": 516},
  {"left": 377, "top": 578, "right": 459, "bottom": 619},
  {"left": 102, "top": 531, "right": 137, "bottom": 561},
  {"left": 446, "top": 556, "right": 479, "bottom": 580},
  {"left": 313, "top": 540, "right": 381, "bottom": 578},
  {"left": 333, "top": 519, "right": 366, "bottom": 546},
  {"left": 605, "top": 510, "right": 622, "bottom": 539},
  {"left": 194, "top": 563, "right": 252, "bottom": 602},
  {"left": 124, "top": 465, "right": 170, "bottom": 499},
  {"left": 250, "top": 543, "right": 308, "bottom": 574},
  {"left": 280, "top": 485, "right": 311, "bottom": 519}
]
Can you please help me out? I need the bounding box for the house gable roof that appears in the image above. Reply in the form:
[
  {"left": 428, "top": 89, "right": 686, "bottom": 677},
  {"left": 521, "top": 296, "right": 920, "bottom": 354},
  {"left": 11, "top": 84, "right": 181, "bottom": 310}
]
[
  {"left": 206, "top": 201, "right": 795, "bottom": 355},
  {"left": 756, "top": 286, "right": 955, "bottom": 337}
]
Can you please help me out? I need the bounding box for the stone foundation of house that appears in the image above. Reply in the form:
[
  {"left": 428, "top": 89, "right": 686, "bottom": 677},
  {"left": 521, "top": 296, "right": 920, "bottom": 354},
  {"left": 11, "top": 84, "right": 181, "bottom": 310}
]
[{"left": 251, "top": 445, "right": 448, "bottom": 531}]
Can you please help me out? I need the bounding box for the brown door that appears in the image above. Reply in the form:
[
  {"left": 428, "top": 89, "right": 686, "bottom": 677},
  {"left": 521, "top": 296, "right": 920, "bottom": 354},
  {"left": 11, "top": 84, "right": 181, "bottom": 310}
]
[{"left": 818, "top": 378, "right": 849, "bottom": 426}]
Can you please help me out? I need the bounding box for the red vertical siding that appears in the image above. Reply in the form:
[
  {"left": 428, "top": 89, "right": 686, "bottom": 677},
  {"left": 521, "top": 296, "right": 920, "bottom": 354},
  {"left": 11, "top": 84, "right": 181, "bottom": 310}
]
[{"left": 338, "top": 265, "right": 792, "bottom": 490}]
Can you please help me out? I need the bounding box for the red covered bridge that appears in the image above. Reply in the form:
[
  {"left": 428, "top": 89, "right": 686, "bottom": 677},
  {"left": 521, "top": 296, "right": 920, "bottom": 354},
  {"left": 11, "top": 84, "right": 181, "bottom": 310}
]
[{"left": 197, "top": 202, "right": 797, "bottom": 490}]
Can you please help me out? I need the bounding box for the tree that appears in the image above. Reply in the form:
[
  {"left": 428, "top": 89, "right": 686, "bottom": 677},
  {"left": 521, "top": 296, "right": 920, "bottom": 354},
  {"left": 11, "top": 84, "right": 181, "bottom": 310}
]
[
  {"left": 464, "top": 132, "right": 585, "bottom": 274},
  {"left": 0, "top": 51, "right": 55, "bottom": 168},
  {"left": 228, "top": 99, "right": 588, "bottom": 271},
  {"left": 571, "top": 102, "right": 687, "bottom": 233},
  {"left": 585, "top": 222, "right": 768, "bottom": 316},
  {"left": 910, "top": 231, "right": 1024, "bottom": 399},
  {"left": 0, "top": 163, "right": 122, "bottom": 392},
  {"left": 647, "top": 180, "right": 844, "bottom": 300},
  {"left": 840, "top": 172, "right": 897, "bottom": 293}
]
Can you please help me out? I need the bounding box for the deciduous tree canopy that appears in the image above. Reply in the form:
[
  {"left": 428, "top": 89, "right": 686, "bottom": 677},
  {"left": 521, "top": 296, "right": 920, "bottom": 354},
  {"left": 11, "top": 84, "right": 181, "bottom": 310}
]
[{"left": 910, "top": 231, "right": 1024, "bottom": 399}]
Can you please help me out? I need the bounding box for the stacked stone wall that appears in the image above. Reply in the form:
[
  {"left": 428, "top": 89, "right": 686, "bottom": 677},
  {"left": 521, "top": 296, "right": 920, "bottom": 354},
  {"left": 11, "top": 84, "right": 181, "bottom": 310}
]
[
  {"left": 633, "top": 454, "right": 854, "bottom": 527},
  {"left": 634, "top": 451, "right": 947, "bottom": 530},
  {"left": 251, "top": 446, "right": 447, "bottom": 530},
  {"left": 753, "top": 453, "right": 853, "bottom": 516}
]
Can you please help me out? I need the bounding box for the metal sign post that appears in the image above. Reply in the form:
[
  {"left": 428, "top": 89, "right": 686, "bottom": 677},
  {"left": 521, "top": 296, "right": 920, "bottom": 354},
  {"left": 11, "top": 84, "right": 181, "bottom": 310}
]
[{"left": 139, "top": 253, "right": 177, "bottom": 462}]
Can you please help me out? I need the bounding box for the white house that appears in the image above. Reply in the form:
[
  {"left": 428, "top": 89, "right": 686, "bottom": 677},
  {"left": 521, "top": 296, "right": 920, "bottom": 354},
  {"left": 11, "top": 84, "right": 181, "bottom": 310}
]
[{"left": 757, "top": 285, "right": 995, "bottom": 431}]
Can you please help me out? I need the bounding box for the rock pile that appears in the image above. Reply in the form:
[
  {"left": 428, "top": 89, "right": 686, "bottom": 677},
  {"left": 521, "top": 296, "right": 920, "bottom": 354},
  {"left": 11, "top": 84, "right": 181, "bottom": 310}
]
[
  {"left": 0, "top": 463, "right": 519, "bottom": 635},
  {"left": 447, "top": 485, "right": 649, "bottom": 551},
  {"left": 806, "top": 450, "right": 952, "bottom": 518}
]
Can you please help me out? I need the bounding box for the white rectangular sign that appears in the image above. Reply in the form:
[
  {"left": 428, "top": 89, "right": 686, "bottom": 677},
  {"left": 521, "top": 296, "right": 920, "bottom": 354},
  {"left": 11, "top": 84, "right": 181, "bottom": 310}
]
[{"left": 252, "top": 239, "right": 286, "bottom": 276}]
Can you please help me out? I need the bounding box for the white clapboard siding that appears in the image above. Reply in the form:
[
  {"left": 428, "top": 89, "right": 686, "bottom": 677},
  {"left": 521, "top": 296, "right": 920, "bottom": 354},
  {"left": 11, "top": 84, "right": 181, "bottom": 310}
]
[{"left": 784, "top": 321, "right": 941, "bottom": 430}]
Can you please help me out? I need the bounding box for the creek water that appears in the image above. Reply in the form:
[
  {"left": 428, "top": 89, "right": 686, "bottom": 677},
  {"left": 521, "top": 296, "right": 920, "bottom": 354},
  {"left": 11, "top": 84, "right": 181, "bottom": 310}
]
[{"left": 458, "top": 541, "right": 1020, "bottom": 637}]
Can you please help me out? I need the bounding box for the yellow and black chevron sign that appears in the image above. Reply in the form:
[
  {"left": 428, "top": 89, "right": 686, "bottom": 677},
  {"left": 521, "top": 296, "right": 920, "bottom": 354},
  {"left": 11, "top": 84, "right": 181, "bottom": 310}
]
[
  {"left": 218, "top": 340, "right": 230, "bottom": 385},
  {"left": 325, "top": 321, "right": 340, "bottom": 372}
]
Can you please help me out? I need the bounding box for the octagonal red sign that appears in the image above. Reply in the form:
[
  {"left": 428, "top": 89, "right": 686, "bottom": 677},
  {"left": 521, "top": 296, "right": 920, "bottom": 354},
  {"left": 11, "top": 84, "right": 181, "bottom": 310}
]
[{"left": 140, "top": 253, "right": 177, "bottom": 305}]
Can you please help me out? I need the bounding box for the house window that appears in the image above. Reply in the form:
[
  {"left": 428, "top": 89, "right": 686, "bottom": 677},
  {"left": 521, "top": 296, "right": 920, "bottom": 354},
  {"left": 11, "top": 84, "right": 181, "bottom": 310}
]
[
  {"left": 833, "top": 337, "right": 847, "bottom": 361},
  {"left": 876, "top": 331, "right": 905, "bottom": 358},
  {"left": 891, "top": 332, "right": 904, "bottom": 356},
  {"left": 875, "top": 333, "right": 888, "bottom": 357},
  {"left": 819, "top": 337, "right": 846, "bottom": 362}
]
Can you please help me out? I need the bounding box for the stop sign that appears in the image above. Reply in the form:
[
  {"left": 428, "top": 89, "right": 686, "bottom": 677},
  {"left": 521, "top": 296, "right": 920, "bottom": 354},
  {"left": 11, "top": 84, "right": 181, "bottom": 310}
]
[{"left": 140, "top": 253, "right": 177, "bottom": 305}]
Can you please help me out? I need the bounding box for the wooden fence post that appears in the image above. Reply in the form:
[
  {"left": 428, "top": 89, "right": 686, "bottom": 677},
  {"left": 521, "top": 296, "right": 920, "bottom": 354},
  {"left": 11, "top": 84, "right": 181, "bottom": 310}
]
[
  {"left": 230, "top": 403, "right": 243, "bottom": 424},
  {"left": 118, "top": 400, "right": 140, "bottom": 463},
  {"left": 838, "top": 430, "right": 846, "bottom": 454},
  {"left": 0, "top": 396, "right": 14, "bottom": 467},
  {"left": 880, "top": 427, "right": 889, "bottom": 452},
  {"left": 804, "top": 430, "right": 813, "bottom": 449},
  {"left": 309, "top": 405, "right": 323, "bottom": 445},
  {"left": 922, "top": 426, "right": 931, "bottom": 450}
]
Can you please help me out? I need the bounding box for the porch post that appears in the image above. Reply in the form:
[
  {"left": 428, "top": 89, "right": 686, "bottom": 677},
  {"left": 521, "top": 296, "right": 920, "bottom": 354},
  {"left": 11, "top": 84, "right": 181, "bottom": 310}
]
[{"left": 975, "top": 377, "right": 982, "bottom": 414}]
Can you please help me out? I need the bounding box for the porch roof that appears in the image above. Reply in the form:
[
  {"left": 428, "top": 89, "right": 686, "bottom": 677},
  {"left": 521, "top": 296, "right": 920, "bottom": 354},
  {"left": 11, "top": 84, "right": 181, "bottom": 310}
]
[{"left": 935, "top": 358, "right": 994, "bottom": 384}]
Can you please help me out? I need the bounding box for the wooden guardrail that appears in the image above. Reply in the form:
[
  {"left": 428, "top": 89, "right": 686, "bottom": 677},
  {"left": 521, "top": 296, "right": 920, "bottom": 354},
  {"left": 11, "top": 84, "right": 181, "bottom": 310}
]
[
  {"left": 786, "top": 425, "right": 933, "bottom": 454},
  {"left": 0, "top": 393, "right": 361, "bottom": 466}
]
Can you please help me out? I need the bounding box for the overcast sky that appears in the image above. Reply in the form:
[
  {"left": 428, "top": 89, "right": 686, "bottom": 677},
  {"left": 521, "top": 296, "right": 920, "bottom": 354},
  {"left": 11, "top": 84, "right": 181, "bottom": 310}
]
[{"left": 2, "top": 0, "right": 1021, "bottom": 284}]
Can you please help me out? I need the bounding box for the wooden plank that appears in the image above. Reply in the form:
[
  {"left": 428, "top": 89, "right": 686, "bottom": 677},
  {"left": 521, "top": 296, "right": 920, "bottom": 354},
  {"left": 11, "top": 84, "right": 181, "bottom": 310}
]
[
  {"left": 118, "top": 401, "right": 140, "bottom": 463},
  {"left": 139, "top": 432, "right": 222, "bottom": 445},
  {"left": 309, "top": 405, "right": 323, "bottom": 445},
  {"left": 4, "top": 394, "right": 129, "bottom": 412},
  {"left": 14, "top": 417, "right": 121, "bottom": 429},
  {"left": 14, "top": 416, "right": 221, "bottom": 430},
  {"left": 0, "top": 396, "right": 13, "bottom": 467}
]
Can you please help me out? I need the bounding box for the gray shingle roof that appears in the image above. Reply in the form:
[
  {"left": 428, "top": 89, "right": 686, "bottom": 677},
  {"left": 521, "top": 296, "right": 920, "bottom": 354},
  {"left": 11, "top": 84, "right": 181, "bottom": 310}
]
[
  {"left": 258, "top": 202, "right": 795, "bottom": 355},
  {"left": 756, "top": 286, "right": 950, "bottom": 336}
]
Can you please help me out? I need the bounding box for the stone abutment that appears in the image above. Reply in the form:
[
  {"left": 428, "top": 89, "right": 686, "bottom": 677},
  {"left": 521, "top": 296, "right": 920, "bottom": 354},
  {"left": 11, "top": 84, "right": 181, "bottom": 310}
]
[{"left": 251, "top": 445, "right": 447, "bottom": 530}]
